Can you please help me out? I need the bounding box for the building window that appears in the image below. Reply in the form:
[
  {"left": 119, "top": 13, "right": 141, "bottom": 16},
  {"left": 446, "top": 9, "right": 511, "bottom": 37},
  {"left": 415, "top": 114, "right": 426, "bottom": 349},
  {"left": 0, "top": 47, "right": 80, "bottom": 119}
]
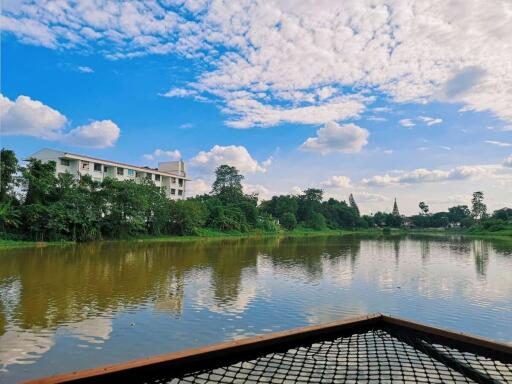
[
  {"left": 128, "top": 169, "right": 135, "bottom": 176},
  {"left": 155, "top": 174, "right": 161, "bottom": 181},
  {"left": 117, "top": 167, "right": 124, "bottom": 176},
  {"left": 171, "top": 189, "right": 176, "bottom": 195},
  {"left": 171, "top": 177, "right": 176, "bottom": 183},
  {"left": 94, "top": 163, "right": 102, "bottom": 172},
  {"left": 81, "top": 161, "right": 89, "bottom": 170},
  {"left": 104, "top": 166, "right": 109, "bottom": 172},
  {"left": 178, "top": 190, "right": 183, "bottom": 196},
  {"left": 178, "top": 179, "right": 183, "bottom": 187},
  {"left": 60, "top": 159, "right": 70, "bottom": 166},
  {"left": 146, "top": 173, "right": 152, "bottom": 180},
  {"left": 135, "top": 171, "right": 142, "bottom": 178}
]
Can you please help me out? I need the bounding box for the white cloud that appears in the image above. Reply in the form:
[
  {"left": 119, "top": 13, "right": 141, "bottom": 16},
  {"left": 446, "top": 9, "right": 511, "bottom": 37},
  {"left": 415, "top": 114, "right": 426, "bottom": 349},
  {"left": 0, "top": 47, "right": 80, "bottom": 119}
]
[
  {"left": 322, "top": 176, "right": 352, "bottom": 189},
  {"left": 504, "top": 155, "right": 512, "bottom": 168},
  {"left": 179, "top": 123, "right": 194, "bottom": 129},
  {"left": 367, "top": 116, "right": 387, "bottom": 122},
  {"left": 243, "top": 183, "right": 272, "bottom": 200},
  {"left": 143, "top": 149, "right": 181, "bottom": 161},
  {"left": 77, "top": 66, "right": 94, "bottom": 73},
  {"left": 300, "top": 122, "right": 369, "bottom": 155},
  {"left": 0, "top": 94, "right": 66, "bottom": 139},
  {"left": 186, "top": 178, "right": 211, "bottom": 196},
  {"left": 189, "top": 145, "right": 268, "bottom": 174},
  {"left": 419, "top": 116, "right": 443, "bottom": 126},
  {"left": 383, "top": 149, "right": 394, "bottom": 154},
  {"left": 224, "top": 95, "right": 367, "bottom": 128},
  {"left": 362, "top": 165, "right": 503, "bottom": 187},
  {"left": 4, "top": 1, "right": 512, "bottom": 125},
  {"left": 1, "top": 94, "right": 120, "bottom": 148},
  {"left": 63, "top": 120, "right": 120, "bottom": 148},
  {"left": 160, "top": 88, "right": 197, "bottom": 98},
  {"left": 353, "top": 191, "right": 389, "bottom": 203},
  {"left": 484, "top": 140, "right": 511, "bottom": 147},
  {"left": 291, "top": 186, "right": 303, "bottom": 195},
  {"left": 399, "top": 119, "right": 415, "bottom": 128}
]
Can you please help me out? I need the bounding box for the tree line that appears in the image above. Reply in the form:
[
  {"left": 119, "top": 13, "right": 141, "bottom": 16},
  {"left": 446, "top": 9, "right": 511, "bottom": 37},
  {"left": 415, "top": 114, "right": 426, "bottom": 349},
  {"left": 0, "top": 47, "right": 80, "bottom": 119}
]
[{"left": 0, "top": 148, "right": 511, "bottom": 242}]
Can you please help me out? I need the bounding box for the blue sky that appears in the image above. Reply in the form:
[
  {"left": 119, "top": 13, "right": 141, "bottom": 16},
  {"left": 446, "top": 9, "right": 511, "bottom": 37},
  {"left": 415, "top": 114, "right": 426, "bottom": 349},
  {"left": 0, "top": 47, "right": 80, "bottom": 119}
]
[{"left": 1, "top": 0, "right": 512, "bottom": 214}]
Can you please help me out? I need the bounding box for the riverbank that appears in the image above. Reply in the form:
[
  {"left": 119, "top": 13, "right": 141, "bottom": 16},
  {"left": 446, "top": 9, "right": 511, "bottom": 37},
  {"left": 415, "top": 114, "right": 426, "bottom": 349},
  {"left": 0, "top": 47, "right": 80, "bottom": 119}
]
[
  {"left": 0, "top": 228, "right": 364, "bottom": 249},
  {"left": 1, "top": 226, "right": 510, "bottom": 250}
]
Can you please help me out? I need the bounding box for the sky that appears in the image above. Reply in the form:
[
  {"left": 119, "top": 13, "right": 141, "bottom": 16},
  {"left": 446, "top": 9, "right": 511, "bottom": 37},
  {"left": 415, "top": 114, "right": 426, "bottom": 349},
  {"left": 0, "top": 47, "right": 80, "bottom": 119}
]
[{"left": 1, "top": 0, "right": 512, "bottom": 215}]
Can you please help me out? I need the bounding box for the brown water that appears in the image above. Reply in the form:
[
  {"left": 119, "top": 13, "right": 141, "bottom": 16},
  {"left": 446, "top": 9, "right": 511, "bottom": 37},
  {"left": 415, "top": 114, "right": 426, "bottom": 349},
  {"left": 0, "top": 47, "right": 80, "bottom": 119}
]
[{"left": 0, "top": 235, "right": 511, "bottom": 382}]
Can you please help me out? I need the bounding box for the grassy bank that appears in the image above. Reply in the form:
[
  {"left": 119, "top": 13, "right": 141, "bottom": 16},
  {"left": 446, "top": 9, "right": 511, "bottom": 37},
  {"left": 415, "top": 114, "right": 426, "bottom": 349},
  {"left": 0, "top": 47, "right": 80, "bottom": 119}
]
[
  {"left": 0, "top": 228, "right": 367, "bottom": 249},
  {"left": 0, "top": 239, "right": 73, "bottom": 249},
  {"left": 1, "top": 226, "right": 510, "bottom": 250}
]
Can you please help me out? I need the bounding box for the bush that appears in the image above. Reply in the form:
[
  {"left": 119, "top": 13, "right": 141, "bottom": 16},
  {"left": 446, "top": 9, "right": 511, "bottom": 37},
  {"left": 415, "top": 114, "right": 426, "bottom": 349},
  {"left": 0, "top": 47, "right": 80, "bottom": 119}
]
[
  {"left": 280, "top": 212, "right": 297, "bottom": 230},
  {"left": 306, "top": 212, "right": 326, "bottom": 230}
]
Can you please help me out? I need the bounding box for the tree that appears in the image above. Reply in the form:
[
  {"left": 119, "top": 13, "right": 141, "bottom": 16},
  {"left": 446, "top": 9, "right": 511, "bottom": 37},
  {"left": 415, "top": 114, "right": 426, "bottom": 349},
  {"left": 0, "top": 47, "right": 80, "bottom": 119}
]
[
  {"left": 419, "top": 202, "right": 429, "bottom": 215},
  {"left": 306, "top": 212, "right": 326, "bottom": 230},
  {"left": 392, "top": 198, "right": 400, "bottom": 216},
  {"left": 211, "top": 165, "right": 244, "bottom": 200},
  {"left": 348, "top": 193, "right": 360, "bottom": 217},
  {"left": 280, "top": 212, "right": 297, "bottom": 230},
  {"left": 447, "top": 205, "right": 471, "bottom": 224},
  {"left": 0, "top": 148, "right": 18, "bottom": 202},
  {"left": 471, "top": 191, "right": 487, "bottom": 221}
]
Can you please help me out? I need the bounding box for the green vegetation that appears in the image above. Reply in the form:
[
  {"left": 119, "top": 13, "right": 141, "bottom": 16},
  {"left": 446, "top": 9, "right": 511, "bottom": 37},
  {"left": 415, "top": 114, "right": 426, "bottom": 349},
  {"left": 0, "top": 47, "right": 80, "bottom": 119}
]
[{"left": 0, "top": 148, "right": 510, "bottom": 247}]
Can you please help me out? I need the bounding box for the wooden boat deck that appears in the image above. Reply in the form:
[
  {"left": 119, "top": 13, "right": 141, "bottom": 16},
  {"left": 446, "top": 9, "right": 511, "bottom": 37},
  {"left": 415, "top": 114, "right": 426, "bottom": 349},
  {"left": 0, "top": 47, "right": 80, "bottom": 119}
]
[{"left": 25, "top": 313, "right": 512, "bottom": 384}]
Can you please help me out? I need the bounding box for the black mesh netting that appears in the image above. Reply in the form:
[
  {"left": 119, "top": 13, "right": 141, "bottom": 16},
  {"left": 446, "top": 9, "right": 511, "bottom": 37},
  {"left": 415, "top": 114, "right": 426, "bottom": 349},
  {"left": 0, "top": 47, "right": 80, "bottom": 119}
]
[{"left": 153, "top": 329, "right": 511, "bottom": 384}]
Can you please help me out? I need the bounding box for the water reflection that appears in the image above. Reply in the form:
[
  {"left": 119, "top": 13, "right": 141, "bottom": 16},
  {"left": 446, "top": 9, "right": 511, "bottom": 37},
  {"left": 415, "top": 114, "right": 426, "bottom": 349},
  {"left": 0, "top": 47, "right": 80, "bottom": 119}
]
[{"left": 0, "top": 235, "right": 511, "bottom": 382}]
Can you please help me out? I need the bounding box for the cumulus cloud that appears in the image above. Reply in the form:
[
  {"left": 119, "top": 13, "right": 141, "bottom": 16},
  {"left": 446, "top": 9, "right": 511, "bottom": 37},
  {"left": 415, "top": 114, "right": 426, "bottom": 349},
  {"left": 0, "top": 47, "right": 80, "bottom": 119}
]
[
  {"left": 189, "top": 145, "right": 269, "bottom": 174},
  {"left": 63, "top": 120, "right": 120, "bottom": 148},
  {"left": 224, "top": 96, "right": 367, "bottom": 128},
  {"left": 300, "top": 122, "right": 369, "bottom": 155},
  {"left": 243, "top": 183, "right": 272, "bottom": 200},
  {"left": 362, "top": 165, "right": 502, "bottom": 187},
  {"left": 1, "top": 94, "right": 120, "bottom": 148},
  {"left": 143, "top": 149, "right": 182, "bottom": 161},
  {"left": 1, "top": 94, "right": 67, "bottom": 139},
  {"left": 353, "top": 192, "right": 389, "bottom": 203},
  {"left": 399, "top": 119, "right": 415, "bottom": 128},
  {"left": 186, "top": 178, "right": 211, "bottom": 196},
  {"left": 504, "top": 155, "right": 512, "bottom": 168},
  {"left": 5, "top": 1, "right": 511, "bottom": 125},
  {"left": 322, "top": 176, "right": 352, "bottom": 189}
]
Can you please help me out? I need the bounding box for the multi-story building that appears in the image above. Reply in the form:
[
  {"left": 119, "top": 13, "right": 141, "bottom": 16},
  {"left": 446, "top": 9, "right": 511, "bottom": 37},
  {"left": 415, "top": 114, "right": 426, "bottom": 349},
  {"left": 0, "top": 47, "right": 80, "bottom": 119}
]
[{"left": 29, "top": 148, "right": 187, "bottom": 200}]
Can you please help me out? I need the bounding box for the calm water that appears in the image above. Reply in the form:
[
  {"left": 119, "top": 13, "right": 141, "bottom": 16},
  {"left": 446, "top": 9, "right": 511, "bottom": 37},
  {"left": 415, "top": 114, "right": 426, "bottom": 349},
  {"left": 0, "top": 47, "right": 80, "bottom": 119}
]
[{"left": 1, "top": 235, "right": 511, "bottom": 382}]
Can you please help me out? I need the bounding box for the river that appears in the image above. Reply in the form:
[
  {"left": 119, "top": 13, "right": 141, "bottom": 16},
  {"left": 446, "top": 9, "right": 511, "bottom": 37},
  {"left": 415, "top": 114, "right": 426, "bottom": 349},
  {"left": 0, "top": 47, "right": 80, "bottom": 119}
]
[{"left": 0, "top": 234, "right": 511, "bottom": 382}]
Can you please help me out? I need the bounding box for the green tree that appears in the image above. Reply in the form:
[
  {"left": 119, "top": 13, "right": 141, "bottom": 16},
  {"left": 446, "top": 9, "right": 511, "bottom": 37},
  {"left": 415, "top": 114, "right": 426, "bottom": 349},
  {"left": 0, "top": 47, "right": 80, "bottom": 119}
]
[
  {"left": 471, "top": 191, "right": 487, "bottom": 221},
  {"left": 211, "top": 165, "right": 244, "bottom": 201},
  {"left": 447, "top": 205, "right": 471, "bottom": 224},
  {"left": 348, "top": 193, "right": 360, "bottom": 217},
  {"left": 0, "top": 148, "right": 18, "bottom": 202},
  {"left": 306, "top": 212, "right": 326, "bottom": 230},
  {"left": 280, "top": 212, "right": 297, "bottom": 230}
]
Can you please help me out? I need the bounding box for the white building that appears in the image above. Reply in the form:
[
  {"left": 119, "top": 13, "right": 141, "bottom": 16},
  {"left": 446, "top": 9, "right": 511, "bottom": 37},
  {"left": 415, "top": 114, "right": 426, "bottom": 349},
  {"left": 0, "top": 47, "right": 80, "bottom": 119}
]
[{"left": 29, "top": 148, "right": 187, "bottom": 200}]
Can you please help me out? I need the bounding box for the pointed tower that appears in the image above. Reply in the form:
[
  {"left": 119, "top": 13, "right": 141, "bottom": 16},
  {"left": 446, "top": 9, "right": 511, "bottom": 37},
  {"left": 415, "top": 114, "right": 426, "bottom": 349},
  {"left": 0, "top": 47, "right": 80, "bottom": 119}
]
[
  {"left": 392, "top": 198, "right": 400, "bottom": 216},
  {"left": 348, "top": 193, "right": 360, "bottom": 217}
]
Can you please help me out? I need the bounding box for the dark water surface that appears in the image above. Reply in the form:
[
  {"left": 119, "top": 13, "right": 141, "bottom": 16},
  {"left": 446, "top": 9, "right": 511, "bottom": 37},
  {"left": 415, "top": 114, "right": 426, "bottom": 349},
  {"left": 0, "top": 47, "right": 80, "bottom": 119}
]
[{"left": 1, "top": 235, "right": 511, "bottom": 382}]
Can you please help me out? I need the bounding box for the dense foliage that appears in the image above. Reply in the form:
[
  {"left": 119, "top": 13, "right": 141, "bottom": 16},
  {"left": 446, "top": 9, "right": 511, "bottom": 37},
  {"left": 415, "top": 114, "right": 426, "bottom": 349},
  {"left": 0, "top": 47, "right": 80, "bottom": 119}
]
[{"left": 1, "top": 148, "right": 511, "bottom": 242}]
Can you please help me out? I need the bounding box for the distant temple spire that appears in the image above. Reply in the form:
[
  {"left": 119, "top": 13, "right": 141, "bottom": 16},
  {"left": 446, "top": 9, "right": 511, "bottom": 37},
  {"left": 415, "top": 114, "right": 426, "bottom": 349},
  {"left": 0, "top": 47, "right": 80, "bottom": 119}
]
[
  {"left": 392, "top": 198, "right": 400, "bottom": 216},
  {"left": 348, "top": 193, "right": 360, "bottom": 217}
]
